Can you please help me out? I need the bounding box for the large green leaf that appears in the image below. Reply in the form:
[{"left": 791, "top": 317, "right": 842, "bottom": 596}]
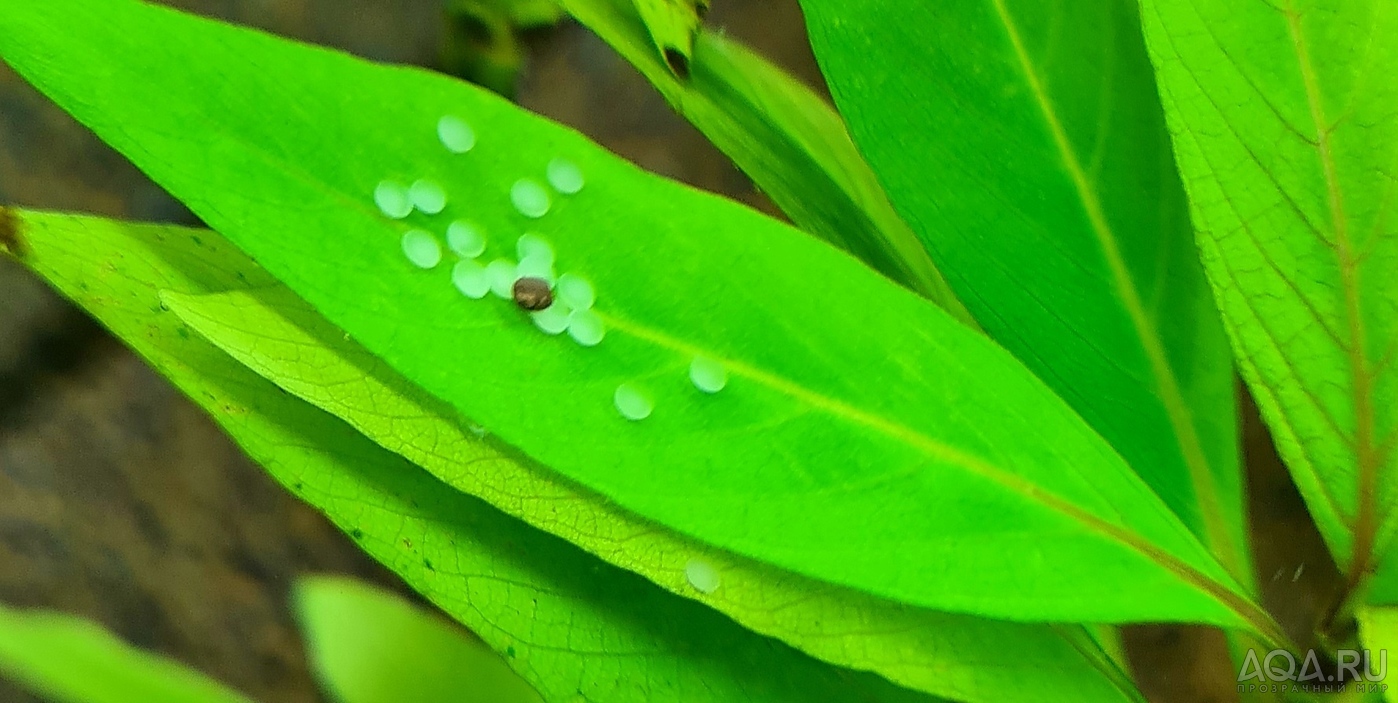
[
  {"left": 163, "top": 285, "right": 1143, "bottom": 703},
  {"left": 556, "top": 0, "right": 971, "bottom": 321},
  {"left": 0, "top": 0, "right": 1263, "bottom": 629},
  {"left": 293, "top": 576, "right": 543, "bottom": 703},
  {"left": 0, "top": 601, "right": 251, "bottom": 703},
  {"left": 2, "top": 207, "right": 940, "bottom": 703},
  {"left": 795, "top": 0, "right": 1246, "bottom": 579},
  {"left": 1136, "top": 0, "right": 1397, "bottom": 589}
]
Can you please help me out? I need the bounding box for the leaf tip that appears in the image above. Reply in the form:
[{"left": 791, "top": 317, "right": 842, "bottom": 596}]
[{"left": 0, "top": 207, "right": 26, "bottom": 258}]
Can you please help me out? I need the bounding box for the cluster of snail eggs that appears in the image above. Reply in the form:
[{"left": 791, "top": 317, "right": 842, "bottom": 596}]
[{"left": 375, "top": 114, "right": 731, "bottom": 423}]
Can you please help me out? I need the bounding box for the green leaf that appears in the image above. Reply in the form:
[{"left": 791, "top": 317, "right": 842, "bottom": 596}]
[
  {"left": 630, "top": 0, "right": 706, "bottom": 77},
  {"left": 0, "top": 0, "right": 1259, "bottom": 628},
  {"left": 163, "top": 284, "right": 1144, "bottom": 703},
  {"left": 555, "top": 0, "right": 972, "bottom": 321},
  {"left": 795, "top": 0, "right": 1247, "bottom": 579},
  {"left": 4, "top": 207, "right": 942, "bottom": 703},
  {"left": 1135, "top": 0, "right": 1398, "bottom": 587},
  {"left": 293, "top": 575, "right": 543, "bottom": 703},
  {"left": 0, "top": 600, "right": 252, "bottom": 703},
  {"left": 1355, "top": 606, "right": 1398, "bottom": 701}
]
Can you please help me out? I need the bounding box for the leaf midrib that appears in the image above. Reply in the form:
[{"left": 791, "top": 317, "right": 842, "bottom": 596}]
[
  {"left": 987, "top": 0, "right": 1240, "bottom": 578},
  {"left": 1283, "top": 0, "right": 1381, "bottom": 585},
  {"left": 601, "top": 311, "right": 1278, "bottom": 638}
]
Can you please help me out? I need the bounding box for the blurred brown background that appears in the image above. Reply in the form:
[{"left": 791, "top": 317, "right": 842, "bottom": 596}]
[{"left": 0, "top": 1, "right": 1338, "bottom": 702}]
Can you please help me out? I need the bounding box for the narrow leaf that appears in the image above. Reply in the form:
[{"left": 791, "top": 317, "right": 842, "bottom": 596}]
[
  {"left": 556, "top": 0, "right": 971, "bottom": 319},
  {"left": 630, "top": 0, "right": 705, "bottom": 77},
  {"left": 795, "top": 0, "right": 1247, "bottom": 579},
  {"left": 0, "top": 601, "right": 252, "bottom": 703},
  {"left": 164, "top": 284, "right": 1143, "bottom": 703},
  {"left": 294, "top": 576, "right": 543, "bottom": 703},
  {"left": 0, "top": 0, "right": 1261, "bottom": 627},
  {"left": 4, "top": 207, "right": 941, "bottom": 703},
  {"left": 1136, "top": 0, "right": 1398, "bottom": 589}
]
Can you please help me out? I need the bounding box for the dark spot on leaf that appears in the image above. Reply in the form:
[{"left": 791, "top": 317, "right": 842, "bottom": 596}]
[
  {"left": 350, "top": 528, "right": 364, "bottom": 540},
  {"left": 191, "top": 235, "right": 203, "bottom": 246},
  {"left": 0, "top": 207, "right": 26, "bottom": 258},
  {"left": 506, "top": 646, "right": 516, "bottom": 658},
  {"left": 423, "top": 558, "right": 434, "bottom": 571},
  {"left": 664, "top": 46, "right": 691, "bottom": 79},
  {"left": 176, "top": 327, "right": 190, "bottom": 339},
  {"left": 293, "top": 481, "right": 303, "bottom": 491},
  {"left": 402, "top": 538, "right": 413, "bottom": 549}
]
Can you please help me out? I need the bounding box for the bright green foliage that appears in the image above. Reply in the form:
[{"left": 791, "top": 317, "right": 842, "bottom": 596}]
[
  {"left": 163, "top": 285, "right": 1142, "bottom": 702},
  {"left": 4, "top": 208, "right": 944, "bottom": 703},
  {"left": 294, "top": 576, "right": 543, "bottom": 703},
  {"left": 1137, "top": 0, "right": 1398, "bottom": 592},
  {"left": 796, "top": 0, "right": 1246, "bottom": 580},
  {"left": 630, "top": 0, "right": 707, "bottom": 77},
  {"left": 0, "top": 601, "right": 252, "bottom": 703},
  {"left": 1357, "top": 606, "right": 1398, "bottom": 702},
  {"left": 557, "top": 0, "right": 971, "bottom": 320},
  {"left": 0, "top": 0, "right": 1260, "bottom": 627}
]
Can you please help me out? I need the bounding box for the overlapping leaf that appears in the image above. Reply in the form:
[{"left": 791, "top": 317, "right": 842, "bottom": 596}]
[
  {"left": 294, "top": 576, "right": 544, "bottom": 703},
  {"left": 0, "top": 0, "right": 1262, "bottom": 627},
  {"left": 1136, "top": 0, "right": 1397, "bottom": 591},
  {"left": 0, "top": 600, "right": 252, "bottom": 703},
  {"left": 163, "top": 284, "right": 1142, "bottom": 703},
  {"left": 795, "top": 0, "right": 1246, "bottom": 579},
  {"left": 3, "top": 208, "right": 942, "bottom": 703},
  {"left": 557, "top": 0, "right": 970, "bottom": 320}
]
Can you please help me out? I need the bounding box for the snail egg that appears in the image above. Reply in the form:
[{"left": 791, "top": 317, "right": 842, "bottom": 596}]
[
  {"left": 374, "top": 181, "right": 412, "bottom": 219},
  {"left": 486, "top": 259, "right": 519, "bottom": 299},
  {"left": 532, "top": 303, "right": 571, "bottom": 335},
  {"left": 613, "top": 382, "right": 653, "bottom": 421},
  {"left": 447, "top": 220, "right": 486, "bottom": 258},
  {"left": 546, "top": 158, "right": 585, "bottom": 194},
  {"left": 452, "top": 260, "right": 490, "bottom": 299},
  {"left": 510, "top": 179, "right": 551, "bottom": 219},
  {"left": 515, "top": 233, "right": 555, "bottom": 265},
  {"left": 409, "top": 179, "right": 447, "bottom": 215},
  {"left": 400, "top": 230, "right": 442, "bottom": 269},
  {"left": 684, "top": 559, "right": 721, "bottom": 594},
  {"left": 516, "top": 252, "right": 556, "bottom": 285},
  {"left": 555, "top": 274, "right": 595, "bottom": 310},
  {"left": 437, "top": 115, "right": 476, "bottom": 153},
  {"left": 566, "top": 309, "right": 605, "bottom": 347},
  {"left": 689, "top": 356, "right": 728, "bottom": 393}
]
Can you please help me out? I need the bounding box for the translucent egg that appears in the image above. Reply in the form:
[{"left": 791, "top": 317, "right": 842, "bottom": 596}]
[
  {"left": 516, "top": 252, "right": 556, "bottom": 285},
  {"left": 613, "top": 382, "right": 652, "bottom": 421},
  {"left": 409, "top": 179, "right": 447, "bottom": 215},
  {"left": 510, "top": 179, "right": 550, "bottom": 219},
  {"left": 689, "top": 356, "right": 728, "bottom": 393},
  {"left": 446, "top": 220, "right": 486, "bottom": 258},
  {"left": 400, "top": 230, "right": 442, "bottom": 269},
  {"left": 546, "top": 158, "right": 584, "bottom": 194},
  {"left": 555, "top": 274, "right": 595, "bottom": 310},
  {"left": 567, "top": 308, "right": 605, "bottom": 346},
  {"left": 685, "top": 558, "right": 721, "bottom": 594},
  {"left": 437, "top": 115, "right": 476, "bottom": 153},
  {"left": 531, "top": 303, "right": 571, "bottom": 335},
  {"left": 452, "top": 260, "right": 490, "bottom": 299},
  {"left": 374, "top": 181, "right": 412, "bottom": 219},
  {"left": 515, "top": 233, "right": 555, "bottom": 265},
  {"left": 486, "top": 259, "right": 519, "bottom": 299}
]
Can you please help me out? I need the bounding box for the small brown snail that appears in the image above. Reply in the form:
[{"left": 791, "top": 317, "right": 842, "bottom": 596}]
[{"left": 512, "top": 276, "right": 553, "bottom": 311}]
